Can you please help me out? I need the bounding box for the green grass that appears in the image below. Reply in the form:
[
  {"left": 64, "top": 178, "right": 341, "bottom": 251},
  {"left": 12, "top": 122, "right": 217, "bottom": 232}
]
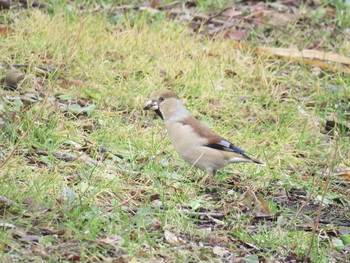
[{"left": 1, "top": 1, "right": 350, "bottom": 262}]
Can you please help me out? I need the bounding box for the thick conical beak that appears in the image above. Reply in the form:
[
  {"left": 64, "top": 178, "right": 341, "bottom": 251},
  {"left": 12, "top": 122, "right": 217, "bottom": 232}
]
[
  {"left": 143, "top": 99, "right": 163, "bottom": 120},
  {"left": 143, "top": 99, "right": 158, "bottom": 110}
]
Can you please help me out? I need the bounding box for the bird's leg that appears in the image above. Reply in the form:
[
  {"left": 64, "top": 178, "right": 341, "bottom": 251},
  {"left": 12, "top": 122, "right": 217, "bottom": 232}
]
[
  {"left": 199, "top": 171, "right": 211, "bottom": 184},
  {"left": 199, "top": 170, "right": 217, "bottom": 184},
  {"left": 208, "top": 170, "right": 217, "bottom": 185}
]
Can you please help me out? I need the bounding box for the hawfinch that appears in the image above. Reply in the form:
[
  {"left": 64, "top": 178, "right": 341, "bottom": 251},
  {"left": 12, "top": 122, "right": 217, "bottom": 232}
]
[{"left": 143, "top": 89, "right": 263, "bottom": 184}]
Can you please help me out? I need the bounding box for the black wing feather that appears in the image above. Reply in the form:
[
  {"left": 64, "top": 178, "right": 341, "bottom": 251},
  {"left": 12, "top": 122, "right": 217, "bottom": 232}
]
[{"left": 205, "top": 139, "right": 252, "bottom": 155}]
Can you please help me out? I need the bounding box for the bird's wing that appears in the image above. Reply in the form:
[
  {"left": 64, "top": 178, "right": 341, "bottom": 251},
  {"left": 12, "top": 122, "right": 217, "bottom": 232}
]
[
  {"left": 205, "top": 139, "right": 249, "bottom": 155},
  {"left": 209, "top": 139, "right": 263, "bottom": 164},
  {"left": 179, "top": 116, "right": 262, "bottom": 164}
]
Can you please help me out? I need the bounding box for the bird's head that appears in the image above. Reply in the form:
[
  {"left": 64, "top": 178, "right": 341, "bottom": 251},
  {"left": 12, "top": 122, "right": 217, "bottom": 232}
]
[{"left": 143, "top": 89, "right": 185, "bottom": 121}]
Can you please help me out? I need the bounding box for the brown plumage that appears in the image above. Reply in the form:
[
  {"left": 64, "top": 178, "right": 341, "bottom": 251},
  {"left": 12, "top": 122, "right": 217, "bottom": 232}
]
[{"left": 143, "top": 89, "right": 263, "bottom": 184}]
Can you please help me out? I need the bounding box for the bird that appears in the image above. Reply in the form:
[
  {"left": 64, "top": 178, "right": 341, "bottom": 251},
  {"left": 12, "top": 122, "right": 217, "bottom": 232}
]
[{"left": 143, "top": 89, "right": 263, "bottom": 184}]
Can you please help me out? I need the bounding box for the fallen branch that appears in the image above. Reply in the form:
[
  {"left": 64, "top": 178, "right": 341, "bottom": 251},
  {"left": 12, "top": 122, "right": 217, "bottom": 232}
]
[
  {"left": 169, "top": 9, "right": 293, "bottom": 36},
  {"left": 260, "top": 47, "right": 350, "bottom": 65},
  {"left": 203, "top": 7, "right": 232, "bottom": 25},
  {"left": 232, "top": 41, "right": 350, "bottom": 74}
]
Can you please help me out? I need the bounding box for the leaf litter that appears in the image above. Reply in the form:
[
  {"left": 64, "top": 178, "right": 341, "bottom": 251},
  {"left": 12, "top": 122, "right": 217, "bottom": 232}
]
[{"left": 1, "top": 0, "right": 350, "bottom": 262}]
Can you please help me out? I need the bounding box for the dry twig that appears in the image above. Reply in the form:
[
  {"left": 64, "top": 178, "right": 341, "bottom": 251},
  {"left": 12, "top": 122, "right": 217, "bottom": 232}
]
[
  {"left": 286, "top": 175, "right": 318, "bottom": 227},
  {"left": 0, "top": 93, "right": 49, "bottom": 170},
  {"left": 303, "top": 138, "right": 339, "bottom": 263},
  {"left": 101, "top": 172, "right": 157, "bottom": 214}
]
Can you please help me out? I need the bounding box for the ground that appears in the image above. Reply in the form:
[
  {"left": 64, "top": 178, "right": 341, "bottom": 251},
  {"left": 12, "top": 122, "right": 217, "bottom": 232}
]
[{"left": 0, "top": 0, "right": 350, "bottom": 262}]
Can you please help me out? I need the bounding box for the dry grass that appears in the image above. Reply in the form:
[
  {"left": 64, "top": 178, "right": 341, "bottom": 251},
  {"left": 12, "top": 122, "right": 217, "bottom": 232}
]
[{"left": 1, "top": 4, "right": 350, "bottom": 262}]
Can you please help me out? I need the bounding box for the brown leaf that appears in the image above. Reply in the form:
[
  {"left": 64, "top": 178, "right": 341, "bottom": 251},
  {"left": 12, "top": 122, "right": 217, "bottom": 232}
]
[
  {"left": 0, "top": 25, "right": 11, "bottom": 35},
  {"left": 207, "top": 233, "right": 230, "bottom": 245},
  {"left": 212, "top": 246, "right": 230, "bottom": 257},
  {"left": 241, "top": 189, "right": 272, "bottom": 217},
  {"left": 185, "top": 0, "right": 196, "bottom": 8},
  {"left": 260, "top": 47, "right": 350, "bottom": 65},
  {"left": 335, "top": 171, "right": 350, "bottom": 182},
  {"left": 150, "top": 0, "right": 158, "bottom": 8},
  {"left": 0, "top": 69, "right": 25, "bottom": 90},
  {"left": 232, "top": 42, "right": 350, "bottom": 74},
  {"left": 283, "top": 144, "right": 293, "bottom": 151},
  {"left": 268, "top": 12, "right": 296, "bottom": 26},
  {"left": 66, "top": 254, "right": 81, "bottom": 261},
  {"left": 325, "top": 6, "right": 336, "bottom": 17},
  {"left": 256, "top": 194, "right": 271, "bottom": 217},
  {"left": 223, "top": 29, "right": 247, "bottom": 41},
  {"left": 224, "top": 69, "right": 237, "bottom": 77},
  {"left": 99, "top": 234, "right": 124, "bottom": 245},
  {"left": 209, "top": 99, "right": 220, "bottom": 106},
  {"left": 150, "top": 193, "right": 160, "bottom": 201},
  {"left": 164, "top": 230, "right": 184, "bottom": 244},
  {"left": 174, "top": 70, "right": 184, "bottom": 79},
  {"left": 207, "top": 52, "right": 220, "bottom": 58}
]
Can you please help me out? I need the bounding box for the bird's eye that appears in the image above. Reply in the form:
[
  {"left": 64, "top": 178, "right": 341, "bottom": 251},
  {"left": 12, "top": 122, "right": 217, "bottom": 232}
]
[{"left": 158, "top": 97, "right": 165, "bottom": 102}]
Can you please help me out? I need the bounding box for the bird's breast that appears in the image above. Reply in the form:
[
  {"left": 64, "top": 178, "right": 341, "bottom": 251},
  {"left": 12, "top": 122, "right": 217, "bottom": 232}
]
[
  {"left": 165, "top": 122, "right": 207, "bottom": 150},
  {"left": 164, "top": 122, "right": 227, "bottom": 170}
]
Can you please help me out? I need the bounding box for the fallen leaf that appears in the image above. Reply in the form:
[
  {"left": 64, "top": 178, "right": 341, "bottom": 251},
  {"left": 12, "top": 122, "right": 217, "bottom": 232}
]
[
  {"left": 164, "top": 230, "right": 183, "bottom": 245},
  {"left": 0, "top": 24, "right": 10, "bottom": 35},
  {"left": 334, "top": 171, "right": 350, "bottom": 181},
  {"left": 232, "top": 41, "right": 350, "bottom": 74},
  {"left": 207, "top": 52, "right": 220, "bottom": 58},
  {"left": 224, "top": 69, "right": 237, "bottom": 77},
  {"left": 150, "top": 0, "right": 158, "bottom": 8},
  {"left": 325, "top": 6, "right": 336, "bottom": 17},
  {"left": 0, "top": 69, "right": 25, "bottom": 90},
  {"left": 209, "top": 99, "right": 220, "bottom": 106},
  {"left": 223, "top": 29, "right": 247, "bottom": 41},
  {"left": 66, "top": 254, "right": 81, "bottom": 261},
  {"left": 207, "top": 233, "right": 230, "bottom": 245},
  {"left": 150, "top": 193, "right": 160, "bottom": 201},
  {"left": 185, "top": 0, "right": 196, "bottom": 8},
  {"left": 212, "top": 246, "right": 230, "bottom": 257},
  {"left": 268, "top": 12, "right": 296, "bottom": 26},
  {"left": 283, "top": 144, "right": 293, "bottom": 151},
  {"left": 260, "top": 47, "right": 350, "bottom": 65},
  {"left": 256, "top": 194, "right": 271, "bottom": 217},
  {"left": 240, "top": 190, "right": 272, "bottom": 217},
  {"left": 174, "top": 70, "right": 184, "bottom": 79},
  {"left": 99, "top": 234, "right": 124, "bottom": 245}
]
